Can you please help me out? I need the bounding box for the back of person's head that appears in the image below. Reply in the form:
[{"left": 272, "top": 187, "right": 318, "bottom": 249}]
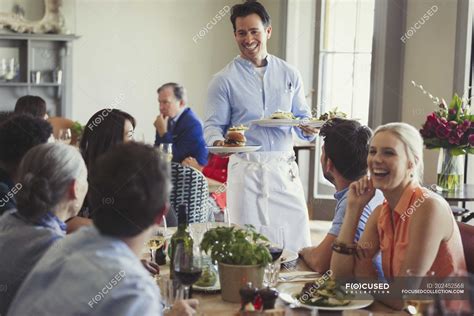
[
  {"left": 373, "top": 122, "right": 424, "bottom": 184},
  {"left": 80, "top": 109, "right": 136, "bottom": 168},
  {"left": 14, "top": 95, "right": 47, "bottom": 119},
  {"left": 230, "top": 0, "right": 271, "bottom": 32},
  {"left": 320, "top": 118, "right": 373, "bottom": 181},
  {"left": 16, "top": 143, "right": 87, "bottom": 221},
  {"left": 157, "top": 82, "right": 187, "bottom": 104},
  {"left": 0, "top": 114, "right": 52, "bottom": 167},
  {"left": 0, "top": 111, "right": 14, "bottom": 125},
  {"left": 89, "top": 142, "right": 170, "bottom": 238}
]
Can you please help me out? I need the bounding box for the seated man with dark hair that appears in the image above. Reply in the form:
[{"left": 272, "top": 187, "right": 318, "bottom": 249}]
[
  {"left": 299, "top": 118, "right": 384, "bottom": 277},
  {"left": 0, "top": 114, "right": 52, "bottom": 215},
  {"left": 14, "top": 95, "right": 48, "bottom": 119},
  {"left": 8, "top": 142, "right": 198, "bottom": 316}
]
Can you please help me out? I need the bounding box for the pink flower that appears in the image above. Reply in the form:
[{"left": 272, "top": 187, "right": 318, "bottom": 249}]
[
  {"left": 449, "top": 129, "right": 463, "bottom": 145},
  {"left": 469, "top": 134, "right": 474, "bottom": 147},
  {"left": 449, "top": 108, "right": 457, "bottom": 116},
  {"left": 462, "top": 120, "right": 471, "bottom": 131},
  {"left": 449, "top": 121, "right": 458, "bottom": 129},
  {"left": 436, "top": 125, "right": 450, "bottom": 139}
]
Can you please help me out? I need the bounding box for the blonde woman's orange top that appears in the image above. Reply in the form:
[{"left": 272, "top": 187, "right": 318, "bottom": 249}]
[{"left": 377, "top": 185, "right": 467, "bottom": 278}]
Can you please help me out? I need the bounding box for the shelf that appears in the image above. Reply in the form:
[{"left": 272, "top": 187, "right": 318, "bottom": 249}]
[
  {"left": 31, "top": 83, "right": 62, "bottom": 87},
  {"left": 0, "top": 82, "right": 28, "bottom": 87},
  {"left": 0, "top": 33, "right": 79, "bottom": 42}
]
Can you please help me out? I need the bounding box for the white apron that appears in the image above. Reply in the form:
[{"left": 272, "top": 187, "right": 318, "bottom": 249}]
[{"left": 227, "top": 151, "right": 311, "bottom": 252}]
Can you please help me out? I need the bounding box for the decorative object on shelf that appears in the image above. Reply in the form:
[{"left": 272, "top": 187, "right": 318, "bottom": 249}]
[
  {"left": 420, "top": 94, "right": 474, "bottom": 192},
  {"left": 0, "top": 0, "right": 65, "bottom": 34},
  {"left": 200, "top": 225, "right": 272, "bottom": 303},
  {"left": 1, "top": 58, "right": 19, "bottom": 82}
]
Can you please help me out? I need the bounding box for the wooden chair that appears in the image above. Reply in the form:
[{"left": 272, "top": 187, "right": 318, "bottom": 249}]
[
  {"left": 458, "top": 222, "right": 474, "bottom": 274},
  {"left": 47, "top": 116, "right": 80, "bottom": 146}
]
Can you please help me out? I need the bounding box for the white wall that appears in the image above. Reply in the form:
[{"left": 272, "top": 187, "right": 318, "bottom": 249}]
[
  {"left": 71, "top": 0, "right": 285, "bottom": 144},
  {"left": 401, "top": 0, "right": 459, "bottom": 185}
]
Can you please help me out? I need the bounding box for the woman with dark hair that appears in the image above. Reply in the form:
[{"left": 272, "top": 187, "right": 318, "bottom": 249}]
[
  {"left": 80, "top": 109, "right": 136, "bottom": 168},
  {"left": 14, "top": 95, "right": 48, "bottom": 119},
  {"left": 0, "top": 143, "right": 88, "bottom": 315}
]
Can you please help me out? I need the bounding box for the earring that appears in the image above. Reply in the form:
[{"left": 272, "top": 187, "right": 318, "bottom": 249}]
[{"left": 410, "top": 173, "right": 413, "bottom": 178}]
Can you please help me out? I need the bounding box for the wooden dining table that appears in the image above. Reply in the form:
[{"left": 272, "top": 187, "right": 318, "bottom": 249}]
[{"left": 150, "top": 221, "right": 406, "bottom": 315}]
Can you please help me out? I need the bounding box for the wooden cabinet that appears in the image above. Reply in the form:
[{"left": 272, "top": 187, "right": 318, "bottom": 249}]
[{"left": 0, "top": 33, "right": 78, "bottom": 117}]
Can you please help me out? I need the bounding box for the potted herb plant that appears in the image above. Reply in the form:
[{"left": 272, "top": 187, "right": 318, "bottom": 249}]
[{"left": 200, "top": 225, "right": 272, "bottom": 303}]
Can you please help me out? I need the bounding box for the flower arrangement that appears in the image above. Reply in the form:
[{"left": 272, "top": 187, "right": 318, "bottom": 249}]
[{"left": 419, "top": 94, "right": 474, "bottom": 155}]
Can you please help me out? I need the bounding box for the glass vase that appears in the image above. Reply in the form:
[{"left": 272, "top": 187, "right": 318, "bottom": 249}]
[{"left": 436, "top": 148, "right": 464, "bottom": 192}]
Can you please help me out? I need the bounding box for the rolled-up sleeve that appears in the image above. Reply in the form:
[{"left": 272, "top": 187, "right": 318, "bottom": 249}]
[
  {"left": 204, "top": 76, "right": 231, "bottom": 146},
  {"left": 291, "top": 70, "right": 316, "bottom": 142}
]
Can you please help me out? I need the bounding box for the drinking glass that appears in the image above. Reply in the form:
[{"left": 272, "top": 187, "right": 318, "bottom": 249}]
[
  {"left": 148, "top": 216, "right": 168, "bottom": 264},
  {"left": 159, "top": 143, "right": 173, "bottom": 162},
  {"left": 173, "top": 243, "right": 203, "bottom": 297},
  {"left": 403, "top": 269, "right": 436, "bottom": 315},
  {"left": 58, "top": 128, "right": 72, "bottom": 145},
  {"left": 260, "top": 226, "right": 285, "bottom": 287},
  {"left": 157, "top": 276, "right": 185, "bottom": 311}
]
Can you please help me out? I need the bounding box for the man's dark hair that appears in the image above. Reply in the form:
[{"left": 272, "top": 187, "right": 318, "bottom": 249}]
[
  {"left": 230, "top": 0, "right": 271, "bottom": 33},
  {"left": 0, "top": 114, "right": 52, "bottom": 166},
  {"left": 320, "top": 118, "right": 372, "bottom": 181},
  {"left": 89, "top": 142, "right": 170, "bottom": 237},
  {"left": 80, "top": 109, "right": 136, "bottom": 169},
  {"left": 14, "top": 95, "right": 47, "bottom": 118},
  {"left": 157, "top": 82, "right": 187, "bottom": 103}
]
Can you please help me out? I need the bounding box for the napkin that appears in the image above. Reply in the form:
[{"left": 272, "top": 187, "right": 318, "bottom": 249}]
[{"left": 278, "top": 271, "right": 321, "bottom": 283}]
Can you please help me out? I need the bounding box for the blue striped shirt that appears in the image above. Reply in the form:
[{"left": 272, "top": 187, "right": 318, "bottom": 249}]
[
  {"left": 8, "top": 226, "right": 162, "bottom": 316},
  {"left": 204, "top": 55, "right": 316, "bottom": 151},
  {"left": 329, "top": 188, "right": 385, "bottom": 279},
  {"left": 0, "top": 210, "right": 66, "bottom": 315}
]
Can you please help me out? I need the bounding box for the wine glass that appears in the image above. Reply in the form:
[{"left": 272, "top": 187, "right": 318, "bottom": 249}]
[
  {"left": 260, "top": 226, "right": 285, "bottom": 287},
  {"left": 58, "top": 128, "right": 72, "bottom": 145},
  {"left": 403, "top": 269, "right": 436, "bottom": 315},
  {"left": 173, "top": 243, "right": 203, "bottom": 298},
  {"left": 159, "top": 143, "right": 173, "bottom": 162},
  {"left": 147, "top": 215, "right": 167, "bottom": 264}
]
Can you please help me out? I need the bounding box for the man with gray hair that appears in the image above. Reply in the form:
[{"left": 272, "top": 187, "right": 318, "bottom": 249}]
[{"left": 154, "top": 82, "right": 208, "bottom": 167}]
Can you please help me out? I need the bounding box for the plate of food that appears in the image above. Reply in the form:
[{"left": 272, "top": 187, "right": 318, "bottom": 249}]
[
  {"left": 278, "top": 280, "right": 373, "bottom": 311},
  {"left": 207, "top": 146, "right": 261, "bottom": 154},
  {"left": 193, "top": 266, "right": 221, "bottom": 293},
  {"left": 252, "top": 111, "right": 302, "bottom": 127}
]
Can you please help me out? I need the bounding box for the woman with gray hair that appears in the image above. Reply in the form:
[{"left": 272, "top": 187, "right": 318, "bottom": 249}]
[{"left": 0, "top": 143, "right": 88, "bottom": 315}]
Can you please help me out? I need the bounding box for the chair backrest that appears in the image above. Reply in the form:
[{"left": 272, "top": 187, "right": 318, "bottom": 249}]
[
  {"left": 458, "top": 222, "right": 474, "bottom": 274},
  {"left": 170, "top": 162, "right": 209, "bottom": 224}
]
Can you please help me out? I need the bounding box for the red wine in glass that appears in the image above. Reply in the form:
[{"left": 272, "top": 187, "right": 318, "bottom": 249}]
[
  {"left": 175, "top": 267, "right": 203, "bottom": 286},
  {"left": 268, "top": 246, "right": 283, "bottom": 262}
]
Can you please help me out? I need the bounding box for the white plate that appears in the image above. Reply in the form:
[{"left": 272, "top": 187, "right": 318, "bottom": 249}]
[
  {"left": 252, "top": 118, "right": 302, "bottom": 127},
  {"left": 252, "top": 119, "right": 325, "bottom": 128},
  {"left": 280, "top": 249, "right": 298, "bottom": 264},
  {"left": 193, "top": 275, "right": 221, "bottom": 293},
  {"left": 207, "top": 146, "right": 261, "bottom": 154},
  {"left": 278, "top": 283, "right": 374, "bottom": 311}
]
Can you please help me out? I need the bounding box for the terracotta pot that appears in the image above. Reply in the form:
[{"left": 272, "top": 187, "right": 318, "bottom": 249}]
[{"left": 218, "top": 262, "right": 264, "bottom": 303}]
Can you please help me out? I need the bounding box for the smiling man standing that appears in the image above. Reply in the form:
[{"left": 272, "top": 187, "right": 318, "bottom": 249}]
[{"left": 204, "top": 1, "right": 318, "bottom": 252}]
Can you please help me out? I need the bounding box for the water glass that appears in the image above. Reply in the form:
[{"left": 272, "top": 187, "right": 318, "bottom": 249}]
[
  {"left": 157, "top": 276, "right": 188, "bottom": 311},
  {"left": 58, "top": 128, "right": 72, "bottom": 145},
  {"left": 263, "top": 261, "right": 281, "bottom": 287},
  {"left": 159, "top": 143, "right": 173, "bottom": 162}
]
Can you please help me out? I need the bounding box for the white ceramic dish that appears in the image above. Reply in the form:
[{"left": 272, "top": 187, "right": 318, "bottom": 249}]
[{"left": 278, "top": 283, "right": 374, "bottom": 311}]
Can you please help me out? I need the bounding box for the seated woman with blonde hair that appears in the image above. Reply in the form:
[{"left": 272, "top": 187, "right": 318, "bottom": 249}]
[{"left": 330, "top": 122, "right": 467, "bottom": 310}]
